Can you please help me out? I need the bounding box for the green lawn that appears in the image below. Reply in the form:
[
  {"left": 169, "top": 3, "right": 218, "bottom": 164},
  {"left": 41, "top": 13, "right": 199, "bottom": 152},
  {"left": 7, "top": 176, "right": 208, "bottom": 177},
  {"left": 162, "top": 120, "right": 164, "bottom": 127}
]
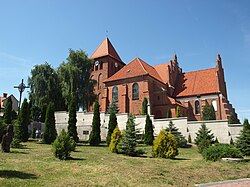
[{"left": 0, "top": 141, "right": 249, "bottom": 187}]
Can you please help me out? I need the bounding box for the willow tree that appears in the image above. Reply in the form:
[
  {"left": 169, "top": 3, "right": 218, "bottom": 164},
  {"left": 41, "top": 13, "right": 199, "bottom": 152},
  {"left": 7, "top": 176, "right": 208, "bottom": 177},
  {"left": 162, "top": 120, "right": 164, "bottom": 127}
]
[{"left": 58, "top": 49, "right": 96, "bottom": 110}]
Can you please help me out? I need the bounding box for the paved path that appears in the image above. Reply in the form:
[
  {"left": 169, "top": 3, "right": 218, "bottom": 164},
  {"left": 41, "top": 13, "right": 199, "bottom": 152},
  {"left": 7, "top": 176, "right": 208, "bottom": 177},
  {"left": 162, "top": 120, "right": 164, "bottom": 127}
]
[{"left": 196, "top": 178, "right": 250, "bottom": 187}]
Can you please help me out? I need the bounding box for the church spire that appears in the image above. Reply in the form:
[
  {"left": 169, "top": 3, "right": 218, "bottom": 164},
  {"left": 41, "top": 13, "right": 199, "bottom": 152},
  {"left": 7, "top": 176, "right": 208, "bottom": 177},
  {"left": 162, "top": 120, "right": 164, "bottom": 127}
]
[{"left": 216, "top": 53, "right": 222, "bottom": 69}]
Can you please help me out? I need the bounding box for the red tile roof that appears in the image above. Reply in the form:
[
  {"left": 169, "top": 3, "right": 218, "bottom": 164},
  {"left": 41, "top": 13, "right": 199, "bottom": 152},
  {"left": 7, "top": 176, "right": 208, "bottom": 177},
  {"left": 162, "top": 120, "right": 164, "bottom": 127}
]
[
  {"left": 91, "top": 37, "right": 123, "bottom": 62},
  {"left": 175, "top": 68, "right": 219, "bottom": 97},
  {"left": 154, "top": 62, "right": 171, "bottom": 84},
  {"left": 104, "top": 57, "right": 163, "bottom": 83}
]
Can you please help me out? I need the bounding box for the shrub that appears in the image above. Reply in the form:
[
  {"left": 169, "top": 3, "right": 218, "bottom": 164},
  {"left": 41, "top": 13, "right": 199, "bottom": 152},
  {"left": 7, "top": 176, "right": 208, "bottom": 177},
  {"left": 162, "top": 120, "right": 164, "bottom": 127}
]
[
  {"left": 17, "top": 99, "right": 30, "bottom": 142},
  {"left": 142, "top": 98, "right": 148, "bottom": 115},
  {"left": 68, "top": 96, "right": 79, "bottom": 143},
  {"left": 197, "top": 138, "right": 211, "bottom": 153},
  {"left": 167, "top": 109, "right": 172, "bottom": 118},
  {"left": 43, "top": 103, "right": 57, "bottom": 144},
  {"left": 194, "top": 123, "right": 214, "bottom": 145},
  {"left": 106, "top": 111, "right": 118, "bottom": 145},
  {"left": 176, "top": 106, "right": 181, "bottom": 118},
  {"left": 236, "top": 119, "right": 250, "bottom": 156},
  {"left": 152, "top": 130, "right": 178, "bottom": 159},
  {"left": 230, "top": 137, "right": 234, "bottom": 145},
  {"left": 188, "top": 134, "right": 192, "bottom": 143},
  {"left": 202, "top": 144, "right": 243, "bottom": 161},
  {"left": 109, "top": 126, "right": 122, "bottom": 153},
  {"left": 89, "top": 100, "right": 101, "bottom": 146},
  {"left": 202, "top": 103, "right": 216, "bottom": 120},
  {"left": 52, "top": 129, "right": 75, "bottom": 160},
  {"left": 144, "top": 114, "right": 154, "bottom": 145},
  {"left": 165, "top": 120, "right": 187, "bottom": 148}
]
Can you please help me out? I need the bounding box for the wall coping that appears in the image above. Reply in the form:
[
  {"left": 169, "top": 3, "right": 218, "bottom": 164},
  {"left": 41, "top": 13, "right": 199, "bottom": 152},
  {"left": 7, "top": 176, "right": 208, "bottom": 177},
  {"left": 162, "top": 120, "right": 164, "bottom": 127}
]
[{"left": 187, "top": 119, "right": 228, "bottom": 124}]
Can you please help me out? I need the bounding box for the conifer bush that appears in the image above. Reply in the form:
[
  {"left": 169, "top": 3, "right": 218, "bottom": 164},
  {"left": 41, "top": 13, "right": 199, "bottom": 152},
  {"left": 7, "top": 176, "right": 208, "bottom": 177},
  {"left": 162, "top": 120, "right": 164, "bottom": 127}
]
[
  {"left": 89, "top": 100, "right": 101, "bottom": 146},
  {"left": 188, "top": 134, "right": 192, "bottom": 143},
  {"left": 32, "top": 127, "right": 37, "bottom": 139},
  {"left": 167, "top": 109, "right": 172, "bottom": 118},
  {"left": 106, "top": 111, "right": 117, "bottom": 145},
  {"left": 43, "top": 103, "right": 57, "bottom": 144},
  {"left": 142, "top": 98, "right": 148, "bottom": 115},
  {"left": 202, "top": 104, "right": 216, "bottom": 120},
  {"left": 230, "top": 137, "right": 234, "bottom": 145},
  {"left": 194, "top": 123, "right": 214, "bottom": 146},
  {"left": 144, "top": 114, "right": 154, "bottom": 145},
  {"left": 68, "top": 96, "right": 78, "bottom": 143},
  {"left": 202, "top": 144, "right": 243, "bottom": 161},
  {"left": 152, "top": 130, "right": 178, "bottom": 159},
  {"left": 17, "top": 99, "right": 30, "bottom": 142},
  {"left": 197, "top": 138, "right": 211, "bottom": 153},
  {"left": 176, "top": 106, "right": 181, "bottom": 118},
  {"left": 236, "top": 119, "right": 250, "bottom": 156},
  {"left": 52, "top": 129, "right": 75, "bottom": 160},
  {"left": 109, "top": 126, "right": 122, "bottom": 153},
  {"left": 165, "top": 120, "right": 187, "bottom": 148}
]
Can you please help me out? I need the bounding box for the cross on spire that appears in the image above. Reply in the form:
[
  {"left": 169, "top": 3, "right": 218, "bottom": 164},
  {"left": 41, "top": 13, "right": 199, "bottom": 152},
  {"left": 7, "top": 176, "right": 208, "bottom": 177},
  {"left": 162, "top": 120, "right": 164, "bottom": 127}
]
[{"left": 14, "top": 79, "right": 30, "bottom": 111}]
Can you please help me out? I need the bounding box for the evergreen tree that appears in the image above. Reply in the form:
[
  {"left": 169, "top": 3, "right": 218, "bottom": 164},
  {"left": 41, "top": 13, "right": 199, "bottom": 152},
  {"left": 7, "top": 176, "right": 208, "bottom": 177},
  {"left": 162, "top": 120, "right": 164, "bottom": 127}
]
[
  {"left": 32, "top": 127, "right": 37, "bottom": 139},
  {"left": 152, "top": 130, "right": 178, "bottom": 158},
  {"left": 89, "top": 100, "right": 101, "bottom": 146},
  {"left": 107, "top": 102, "right": 119, "bottom": 114},
  {"left": 176, "top": 106, "right": 181, "bottom": 118},
  {"left": 230, "top": 137, "right": 234, "bottom": 145},
  {"left": 236, "top": 119, "right": 250, "bottom": 156},
  {"left": 43, "top": 103, "right": 57, "bottom": 144},
  {"left": 106, "top": 111, "right": 117, "bottom": 145},
  {"left": 202, "top": 104, "right": 216, "bottom": 120},
  {"left": 119, "top": 114, "right": 144, "bottom": 156},
  {"left": 17, "top": 99, "right": 30, "bottom": 142},
  {"left": 109, "top": 126, "right": 122, "bottom": 153},
  {"left": 142, "top": 97, "right": 148, "bottom": 115},
  {"left": 40, "top": 104, "right": 47, "bottom": 123},
  {"left": 228, "top": 112, "right": 237, "bottom": 124},
  {"left": 144, "top": 114, "right": 154, "bottom": 145},
  {"left": 194, "top": 123, "right": 214, "bottom": 145},
  {"left": 188, "top": 134, "right": 192, "bottom": 143},
  {"left": 3, "top": 97, "right": 12, "bottom": 124},
  {"left": 165, "top": 120, "right": 187, "bottom": 148},
  {"left": 167, "top": 109, "right": 172, "bottom": 118},
  {"left": 68, "top": 96, "right": 78, "bottom": 143}
]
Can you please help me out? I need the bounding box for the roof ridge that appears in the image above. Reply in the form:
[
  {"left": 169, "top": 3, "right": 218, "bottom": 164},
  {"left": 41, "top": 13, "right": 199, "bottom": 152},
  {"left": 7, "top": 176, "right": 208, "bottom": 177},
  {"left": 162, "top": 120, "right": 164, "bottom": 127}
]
[
  {"left": 137, "top": 57, "right": 148, "bottom": 74},
  {"left": 185, "top": 67, "right": 216, "bottom": 74}
]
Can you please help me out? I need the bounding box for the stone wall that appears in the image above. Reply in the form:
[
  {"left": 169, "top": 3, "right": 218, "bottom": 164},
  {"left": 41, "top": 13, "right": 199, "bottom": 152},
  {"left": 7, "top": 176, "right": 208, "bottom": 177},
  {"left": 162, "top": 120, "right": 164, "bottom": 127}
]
[{"left": 54, "top": 111, "right": 243, "bottom": 143}]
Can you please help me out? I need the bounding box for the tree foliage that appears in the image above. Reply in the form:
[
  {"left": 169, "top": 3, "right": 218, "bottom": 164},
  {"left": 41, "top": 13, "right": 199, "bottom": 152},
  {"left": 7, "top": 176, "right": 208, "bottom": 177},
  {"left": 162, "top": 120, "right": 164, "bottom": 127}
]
[
  {"left": 16, "top": 99, "right": 30, "bottom": 142},
  {"left": 144, "top": 114, "right": 154, "bottom": 145},
  {"left": 152, "top": 130, "right": 178, "bottom": 158},
  {"left": 106, "top": 111, "right": 117, "bottom": 145},
  {"left": 165, "top": 120, "right": 187, "bottom": 148},
  {"left": 167, "top": 109, "right": 172, "bottom": 118},
  {"left": 58, "top": 49, "right": 96, "bottom": 110},
  {"left": 236, "top": 119, "right": 250, "bottom": 156},
  {"left": 142, "top": 97, "right": 148, "bottom": 115},
  {"left": 3, "top": 97, "right": 13, "bottom": 124},
  {"left": 68, "top": 96, "right": 78, "bottom": 143},
  {"left": 176, "top": 106, "right": 181, "bottom": 118},
  {"left": 28, "top": 63, "right": 65, "bottom": 112},
  {"left": 109, "top": 126, "right": 122, "bottom": 153},
  {"left": 119, "top": 114, "right": 144, "bottom": 156},
  {"left": 52, "top": 129, "right": 75, "bottom": 160},
  {"left": 202, "top": 103, "right": 216, "bottom": 121},
  {"left": 194, "top": 123, "right": 214, "bottom": 146},
  {"left": 228, "top": 112, "right": 238, "bottom": 124},
  {"left": 89, "top": 100, "right": 101, "bottom": 146},
  {"left": 43, "top": 103, "right": 57, "bottom": 144},
  {"left": 107, "top": 102, "right": 119, "bottom": 114}
]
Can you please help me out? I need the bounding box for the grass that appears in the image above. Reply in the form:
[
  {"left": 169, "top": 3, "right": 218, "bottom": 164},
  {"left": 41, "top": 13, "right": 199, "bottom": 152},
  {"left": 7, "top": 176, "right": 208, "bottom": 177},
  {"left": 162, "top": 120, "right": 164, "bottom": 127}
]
[{"left": 0, "top": 141, "right": 250, "bottom": 187}]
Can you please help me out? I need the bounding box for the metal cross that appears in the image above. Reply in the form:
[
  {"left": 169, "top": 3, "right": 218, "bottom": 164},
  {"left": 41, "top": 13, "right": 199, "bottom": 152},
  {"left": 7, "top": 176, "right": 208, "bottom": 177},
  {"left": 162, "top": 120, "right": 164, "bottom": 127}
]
[{"left": 14, "top": 79, "right": 30, "bottom": 111}]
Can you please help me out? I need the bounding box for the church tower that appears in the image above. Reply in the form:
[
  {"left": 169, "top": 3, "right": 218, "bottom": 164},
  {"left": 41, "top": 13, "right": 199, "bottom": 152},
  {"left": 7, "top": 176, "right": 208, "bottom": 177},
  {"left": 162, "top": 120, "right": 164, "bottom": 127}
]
[{"left": 90, "top": 37, "right": 125, "bottom": 112}]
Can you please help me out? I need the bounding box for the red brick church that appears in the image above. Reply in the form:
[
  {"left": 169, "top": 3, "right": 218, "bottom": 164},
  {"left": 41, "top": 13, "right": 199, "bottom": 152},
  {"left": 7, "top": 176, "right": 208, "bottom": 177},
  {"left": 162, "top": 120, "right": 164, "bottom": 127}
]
[{"left": 90, "top": 37, "right": 239, "bottom": 121}]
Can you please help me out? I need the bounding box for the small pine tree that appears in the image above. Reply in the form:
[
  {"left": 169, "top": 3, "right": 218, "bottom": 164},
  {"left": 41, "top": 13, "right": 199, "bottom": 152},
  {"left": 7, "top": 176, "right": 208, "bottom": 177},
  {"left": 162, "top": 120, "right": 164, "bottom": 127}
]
[
  {"left": 152, "top": 130, "right": 178, "bottom": 158},
  {"left": 109, "top": 126, "right": 122, "bottom": 153},
  {"left": 43, "top": 103, "right": 57, "bottom": 144},
  {"left": 202, "top": 103, "right": 216, "bottom": 121},
  {"left": 194, "top": 123, "right": 214, "bottom": 146},
  {"left": 89, "top": 100, "right": 101, "bottom": 146},
  {"left": 106, "top": 111, "right": 117, "bottom": 145},
  {"left": 144, "top": 114, "right": 154, "bottom": 145},
  {"left": 17, "top": 99, "right": 30, "bottom": 142},
  {"left": 142, "top": 98, "right": 148, "bottom": 115},
  {"left": 165, "top": 120, "right": 187, "bottom": 148},
  {"left": 235, "top": 119, "right": 250, "bottom": 156},
  {"left": 52, "top": 129, "right": 75, "bottom": 160},
  {"left": 11, "top": 120, "right": 23, "bottom": 148},
  {"left": 176, "top": 106, "right": 181, "bottom": 118},
  {"left": 188, "top": 134, "right": 192, "bottom": 143},
  {"left": 119, "top": 114, "right": 144, "bottom": 156},
  {"left": 3, "top": 97, "right": 12, "bottom": 124},
  {"left": 167, "top": 109, "right": 172, "bottom": 118},
  {"left": 68, "top": 96, "right": 78, "bottom": 143}
]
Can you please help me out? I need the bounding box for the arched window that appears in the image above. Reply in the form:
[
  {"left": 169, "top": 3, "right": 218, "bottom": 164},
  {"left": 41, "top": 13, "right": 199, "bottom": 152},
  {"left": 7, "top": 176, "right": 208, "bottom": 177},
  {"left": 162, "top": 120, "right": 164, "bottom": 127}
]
[
  {"left": 195, "top": 100, "right": 200, "bottom": 114},
  {"left": 112, "top": 86, "right": 118, "bottom": 102},
  {"left": 132, "top": 83, "right": 139, "bottom": 100}
]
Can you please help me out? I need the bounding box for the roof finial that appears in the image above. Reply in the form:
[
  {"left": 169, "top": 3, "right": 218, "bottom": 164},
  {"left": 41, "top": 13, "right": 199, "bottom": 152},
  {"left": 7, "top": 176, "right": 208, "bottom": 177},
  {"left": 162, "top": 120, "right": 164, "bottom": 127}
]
[
  {"left": 217, "top": 53, "right": 221, "bottom": 62},
  {"left": 174, "top": 54, "right": 177, "bottom": 62}
]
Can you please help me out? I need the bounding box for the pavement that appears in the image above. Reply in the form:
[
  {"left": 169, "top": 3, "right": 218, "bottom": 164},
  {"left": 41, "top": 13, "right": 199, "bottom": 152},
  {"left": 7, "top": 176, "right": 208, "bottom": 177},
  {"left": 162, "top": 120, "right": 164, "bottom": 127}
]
[{"left": 196, "top": 178, "right": 250, "bottom": 187}]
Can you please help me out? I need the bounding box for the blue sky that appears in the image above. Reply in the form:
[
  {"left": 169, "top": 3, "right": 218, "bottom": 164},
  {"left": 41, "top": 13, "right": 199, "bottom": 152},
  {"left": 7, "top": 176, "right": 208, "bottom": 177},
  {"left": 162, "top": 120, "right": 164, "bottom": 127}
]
[{"left": 0, "top": 0, "right": 249, "bottom": 121}]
